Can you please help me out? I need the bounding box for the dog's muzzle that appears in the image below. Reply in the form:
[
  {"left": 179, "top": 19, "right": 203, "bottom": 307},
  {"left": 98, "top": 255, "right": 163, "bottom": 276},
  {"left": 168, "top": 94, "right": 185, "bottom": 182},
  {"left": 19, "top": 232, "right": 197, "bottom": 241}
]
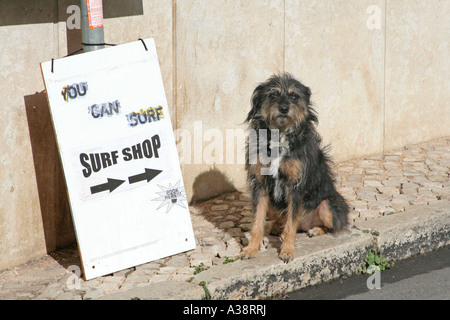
[{"left": 279, "top": 104, "right": 289, "bottom": 115}]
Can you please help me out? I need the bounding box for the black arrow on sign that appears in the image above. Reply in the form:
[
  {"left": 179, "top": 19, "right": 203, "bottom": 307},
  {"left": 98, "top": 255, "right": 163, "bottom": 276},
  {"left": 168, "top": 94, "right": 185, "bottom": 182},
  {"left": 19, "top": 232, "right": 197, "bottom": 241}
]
[
  {"left": 90, "top": 178, "right": 126, "bottom": 195},
  {"left": 128, "top": 168, "right": 163, "bottom": 184}
]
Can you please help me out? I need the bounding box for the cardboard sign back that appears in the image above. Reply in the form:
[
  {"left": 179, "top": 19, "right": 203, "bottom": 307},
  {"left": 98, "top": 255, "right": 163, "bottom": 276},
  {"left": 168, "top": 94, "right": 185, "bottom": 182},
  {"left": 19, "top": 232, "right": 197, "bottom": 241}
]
[{"left": 41, "top": 38, "right": 195, "bottom": 280}]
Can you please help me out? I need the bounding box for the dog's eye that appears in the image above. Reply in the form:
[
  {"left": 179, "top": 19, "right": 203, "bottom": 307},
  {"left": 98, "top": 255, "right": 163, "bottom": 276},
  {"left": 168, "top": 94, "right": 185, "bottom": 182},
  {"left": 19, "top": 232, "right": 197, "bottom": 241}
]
[
  {"left": 270, "top": 91, "right": 281, "bottom": 98},
  {"left": 289, "top": 93, "right": 299, "bottom": 101}
]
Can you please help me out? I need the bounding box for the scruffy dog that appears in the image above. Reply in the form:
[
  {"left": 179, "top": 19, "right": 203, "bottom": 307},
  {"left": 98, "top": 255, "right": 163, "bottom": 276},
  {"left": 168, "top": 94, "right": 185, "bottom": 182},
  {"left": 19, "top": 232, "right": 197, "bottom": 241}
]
[{"left": 240, "top": 73, "right": 349, "bottom": 263}]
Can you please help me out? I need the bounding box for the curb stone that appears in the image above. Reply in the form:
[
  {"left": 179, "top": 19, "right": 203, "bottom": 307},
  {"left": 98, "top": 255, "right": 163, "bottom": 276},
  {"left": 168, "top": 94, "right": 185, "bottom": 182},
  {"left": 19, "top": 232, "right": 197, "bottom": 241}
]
[
  {"left": 354, "top": 200, "right": 450, "bottom": 261},
  {"left": 192, "top": 230, "right": 373, "bottom": 300}
]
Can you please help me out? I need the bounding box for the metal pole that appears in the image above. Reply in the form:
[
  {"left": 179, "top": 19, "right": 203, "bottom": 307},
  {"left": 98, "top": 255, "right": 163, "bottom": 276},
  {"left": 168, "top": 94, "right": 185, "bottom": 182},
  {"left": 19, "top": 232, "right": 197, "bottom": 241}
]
[{"left": 80, "top": 0, "right": 105, "bottom": 52}]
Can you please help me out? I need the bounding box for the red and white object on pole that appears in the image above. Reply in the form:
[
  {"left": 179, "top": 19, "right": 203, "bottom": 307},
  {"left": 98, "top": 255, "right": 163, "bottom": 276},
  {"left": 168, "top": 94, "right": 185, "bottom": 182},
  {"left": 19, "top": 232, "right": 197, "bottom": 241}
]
[{"left": 86, "top": 0, "right": 103, "bottom": 29}]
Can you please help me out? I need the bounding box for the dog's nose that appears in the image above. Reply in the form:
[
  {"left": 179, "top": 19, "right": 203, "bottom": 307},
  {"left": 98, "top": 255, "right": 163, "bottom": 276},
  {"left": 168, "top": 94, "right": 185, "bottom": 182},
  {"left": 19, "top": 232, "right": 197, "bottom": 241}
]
[{"left": 279, "top": 105, "right": 289, "bottom": 114}]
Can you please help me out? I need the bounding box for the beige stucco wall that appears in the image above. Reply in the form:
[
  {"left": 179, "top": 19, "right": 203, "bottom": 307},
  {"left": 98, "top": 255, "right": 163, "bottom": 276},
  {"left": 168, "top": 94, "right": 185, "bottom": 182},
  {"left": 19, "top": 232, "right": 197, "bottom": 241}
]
[
  {"left": 384, "top": 0, "right": 450, "bottom": 150},
  {"left": 175, "top": 0, "right": 285, "bottom": 202},
  {"left": 285, "top": 0, "right": 386, "bottom": 161},
  {"left": 1, "top": 2, "right": 55, "bottom": 270},
  {"left": 1, "top": 0, "right": 449, "bottom": 270}
]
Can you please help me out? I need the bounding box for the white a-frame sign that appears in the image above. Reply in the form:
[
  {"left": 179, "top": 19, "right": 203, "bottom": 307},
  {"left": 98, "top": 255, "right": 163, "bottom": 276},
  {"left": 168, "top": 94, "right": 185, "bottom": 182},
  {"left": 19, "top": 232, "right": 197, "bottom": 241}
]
[{"left": 41, "top": 38, "right": 195, "bottom": 280}]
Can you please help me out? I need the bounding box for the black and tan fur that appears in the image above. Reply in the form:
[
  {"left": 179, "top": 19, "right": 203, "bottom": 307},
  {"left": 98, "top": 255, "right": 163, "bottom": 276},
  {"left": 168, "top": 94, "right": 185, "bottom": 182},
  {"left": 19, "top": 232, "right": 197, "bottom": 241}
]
[{"left": 241, "top": 73, "right": 349, "bottom": 263}]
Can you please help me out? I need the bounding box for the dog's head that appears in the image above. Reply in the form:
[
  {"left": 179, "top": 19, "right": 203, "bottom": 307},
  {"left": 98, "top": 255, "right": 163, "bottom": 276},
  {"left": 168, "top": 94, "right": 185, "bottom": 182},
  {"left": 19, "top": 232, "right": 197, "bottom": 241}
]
[{"left": 246, "top": 73, "right": 317, "bottom": 131}]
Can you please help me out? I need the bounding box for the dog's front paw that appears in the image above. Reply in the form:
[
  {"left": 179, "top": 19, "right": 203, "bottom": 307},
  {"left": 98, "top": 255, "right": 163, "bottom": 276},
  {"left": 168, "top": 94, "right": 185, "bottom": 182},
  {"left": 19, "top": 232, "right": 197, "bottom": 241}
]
[
  {"left": 279, "top": 247, "right": 295, "bottom": 264},
  {"left": 240, "top": 246, "right": 259, "bottom": 260}
]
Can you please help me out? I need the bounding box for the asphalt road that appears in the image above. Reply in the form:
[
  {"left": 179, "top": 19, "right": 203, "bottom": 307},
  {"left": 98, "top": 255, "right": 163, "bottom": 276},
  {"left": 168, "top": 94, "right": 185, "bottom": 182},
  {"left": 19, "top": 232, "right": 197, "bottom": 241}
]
[{"left": 288, "top": 245, "right": 449, "bottom": 300}]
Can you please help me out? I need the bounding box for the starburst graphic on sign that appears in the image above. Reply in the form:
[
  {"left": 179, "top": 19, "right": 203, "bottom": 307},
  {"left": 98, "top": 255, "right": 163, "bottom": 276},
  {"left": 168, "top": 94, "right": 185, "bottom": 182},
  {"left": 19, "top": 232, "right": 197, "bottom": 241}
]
[{"left": 152, "top": 180, "right": 187, "bottom": 213}]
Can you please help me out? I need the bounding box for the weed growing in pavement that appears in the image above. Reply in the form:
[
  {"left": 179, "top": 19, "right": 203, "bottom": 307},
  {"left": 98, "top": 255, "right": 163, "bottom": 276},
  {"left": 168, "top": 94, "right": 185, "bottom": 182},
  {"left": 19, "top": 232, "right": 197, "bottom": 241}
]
[
  {"left": 385, "top": 211, "right": 399, "bottom": 216},
  {"left": 199, "top": 281, "right": 211, "bottom": 300},
  {"left": 362, "top": 229, "right": 380, "bottom": 236},
  {"left": 358, "top": 246, "right": 394, "bottom": 274},
  {"left": 193, "top": 262, "right": 210, "bottom": 275},
  {"left": 223, "top": 256, "right": 239, "bottom": 264}
]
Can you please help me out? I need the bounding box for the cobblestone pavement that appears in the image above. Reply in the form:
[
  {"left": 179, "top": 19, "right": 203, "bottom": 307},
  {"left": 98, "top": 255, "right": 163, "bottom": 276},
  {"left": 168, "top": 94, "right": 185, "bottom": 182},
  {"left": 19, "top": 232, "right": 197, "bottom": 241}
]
[{"left": 0, "top": 137, "right": 448, "bottom": 300}]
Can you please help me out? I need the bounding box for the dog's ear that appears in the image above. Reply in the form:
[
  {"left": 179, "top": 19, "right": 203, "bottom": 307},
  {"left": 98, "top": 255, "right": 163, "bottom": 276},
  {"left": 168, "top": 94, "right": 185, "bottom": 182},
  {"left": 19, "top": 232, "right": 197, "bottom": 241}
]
[
  {"left": 245, "top": 84, "right": 265, "bottom": 123},
  {"left": 306, "top": 86, "right": 312, "bottom": 99},
  {"left": 302, "top": 85, "right": 312, "bottom": 104}
]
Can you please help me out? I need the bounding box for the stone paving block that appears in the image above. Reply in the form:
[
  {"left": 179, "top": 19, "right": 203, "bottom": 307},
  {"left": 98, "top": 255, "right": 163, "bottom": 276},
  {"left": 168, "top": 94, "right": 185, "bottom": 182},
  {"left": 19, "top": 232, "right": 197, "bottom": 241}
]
[
  {"left": 348, "top": 209, "right": 359, "bottom": 219},
  {"left": 36, "top": 283, "right": 64, "bottom": 300},
  {"left": 392, "top": 193, "right": 416, "bottom": 203},
  {"left": 239, "top": 216, "right": 253, "bottom": 224},
  {"left": 428, "top": 164, "right": 448, "bottom": 172},
  {"left": 83, "top": 289, "right": 105, "bottom": 300},
  {"left": 349, "top": 200, "right": 368, "bottom": 211},
  {"left": 426, "top": 173, "right": 448, "bottom": 183},
  {"left": 241, "top": 209, "right": 253, "bottom": 216},
  {"left": 432, "top": 187, "right": 450, "bottom": 200},
  {"left": 224, "top": 239, "right": 242, "bottom": 258},
  {"left": 383, "top": 163, "right": 401, "bottom": 171},
  {"left": 417, "top": 187, "right": 438, "bottom": 199},
  {"left": 123, "top": 272, "right": 152, "bottom": 284},
  {"left": 351, "top": 167, "right": 363, "bottom": 175},
  {"left": 384, "top": 155, "right": 400, "bottom": 162},
  {"left": 342, "top": 194, "right": 357, "bottom": 202},
  {"left": 166, "top": 254, "right": 189, "bottom": 267},
  {"left": 55, "top": 291, "right": 83, "bottom": 300},
  {"left": 357, "top": 209, "right": 380, "bottom": 220},
  {"left": 219, "top": 221, "right": 235, "bottom": 229},
  {"left": 367, "top": 200, "right": 393, "bottom": 213},
  {"left": 225, "top": 227, "right": 243, "bottom": 237},
  {"left": 347, "top": 174, "right": 363, "bottom": 182},
  {"left": 0, "top": 291, "right": 19, "bottom": 300},
  {"left": 381, "top": 178, "right": 404, "bottom": 187},
  {"left": 386, "top": 169, "right": 404, "bottom": 177},
  {"left": 336, "top": 165, "right": 353, "bottom": 173},
  {"left": 375, "top": 193, "right": 392, "bottom": 202},
  {"left": 342, "top": 181, "right": 363, "bottom": 188},
  {"left": 147, "top": 274, "right": 170, "bottom": 284},
  {"left": 384, "top": 150, "right": 403, "bottom": 156},
  {"left": 410, "top": 176, "right": 438, "bottom": 188},
  {"left": 390, "top": 199, "right": 410, "bottom": 212},
  {"left": 364, "top": 180, "right": 383, "bottom": 188},
  {"left": 359, "top": 160, "right": 381, "bottom": 168},
  {"left": 401, "top": 182, "right": 420, "bottom": 189},
  {"left": 377, "top": 186, "right": 399, "bottom": 196},
  {"left": 211, "top": 204, "right": 230, "bottom": 211},
  {"left": 101, "top": 276, "right": 125, "bottom": 292},
  {"left": 189, "top": 253, "right": 213, "bottom": 268},
  {"left": 1, "top": 282, "right": 27, "bottom": 291},
  {"left": 98, "top": 280, "right": 205, "bottom": 300},
  {"left": 355, "top": 188, "right": 378, "bottom": 201},
  {"left": 338, "top": 186, "right": 355, "bottom": 194}
]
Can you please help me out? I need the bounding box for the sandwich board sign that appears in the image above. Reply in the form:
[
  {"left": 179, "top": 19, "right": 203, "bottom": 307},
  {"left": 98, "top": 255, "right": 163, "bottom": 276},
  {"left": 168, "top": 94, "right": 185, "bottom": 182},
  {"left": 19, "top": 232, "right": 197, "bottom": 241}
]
[{"left": 41, "top": 38, "right": 195, "bottom": 280}]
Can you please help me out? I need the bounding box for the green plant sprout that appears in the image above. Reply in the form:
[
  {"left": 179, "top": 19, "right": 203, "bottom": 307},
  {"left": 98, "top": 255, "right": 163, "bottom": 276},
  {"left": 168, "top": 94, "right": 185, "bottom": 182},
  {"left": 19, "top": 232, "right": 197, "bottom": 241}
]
[{"left": 358, "top": 246, "right": 394, "bottom": 274}]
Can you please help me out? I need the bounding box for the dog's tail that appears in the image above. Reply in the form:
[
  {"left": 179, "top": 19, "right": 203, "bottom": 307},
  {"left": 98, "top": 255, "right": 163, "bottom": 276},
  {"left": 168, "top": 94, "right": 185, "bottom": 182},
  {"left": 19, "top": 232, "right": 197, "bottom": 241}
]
[{"left": 328, "top": 192, "right": 350, "bottom": 233}]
